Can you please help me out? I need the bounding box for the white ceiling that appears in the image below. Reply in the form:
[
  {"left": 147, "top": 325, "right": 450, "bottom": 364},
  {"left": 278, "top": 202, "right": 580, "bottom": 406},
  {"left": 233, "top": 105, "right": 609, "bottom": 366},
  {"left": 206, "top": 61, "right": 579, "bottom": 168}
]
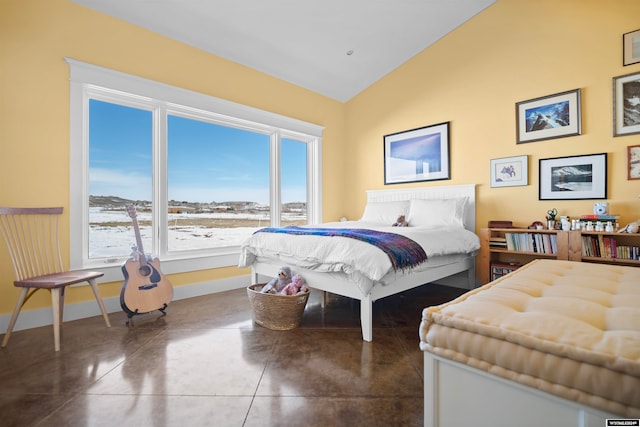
[{"left": 72, "top": 0, "right": 496, "bottom": 102}]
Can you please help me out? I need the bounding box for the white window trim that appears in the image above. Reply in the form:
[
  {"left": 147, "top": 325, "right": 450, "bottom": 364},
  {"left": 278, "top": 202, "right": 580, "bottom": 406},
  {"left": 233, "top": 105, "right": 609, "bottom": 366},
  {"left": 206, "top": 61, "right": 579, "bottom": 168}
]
[{"left": 66, "top": 58, "right": 323, "bottom": 282}]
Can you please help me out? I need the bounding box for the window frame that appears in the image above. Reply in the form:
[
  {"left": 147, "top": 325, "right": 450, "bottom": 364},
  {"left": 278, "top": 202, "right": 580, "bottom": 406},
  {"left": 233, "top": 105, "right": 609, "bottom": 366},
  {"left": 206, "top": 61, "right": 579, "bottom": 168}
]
[{"left": 67, "top": 58, "right": 323, "bottom": 282}]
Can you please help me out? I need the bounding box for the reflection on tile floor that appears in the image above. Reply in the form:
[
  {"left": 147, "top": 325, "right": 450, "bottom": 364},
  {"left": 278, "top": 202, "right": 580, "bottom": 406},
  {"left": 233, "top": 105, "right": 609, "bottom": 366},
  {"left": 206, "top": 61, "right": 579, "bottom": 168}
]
[{"left": 0, "top": 284, "right": 466, "bottom": 427}]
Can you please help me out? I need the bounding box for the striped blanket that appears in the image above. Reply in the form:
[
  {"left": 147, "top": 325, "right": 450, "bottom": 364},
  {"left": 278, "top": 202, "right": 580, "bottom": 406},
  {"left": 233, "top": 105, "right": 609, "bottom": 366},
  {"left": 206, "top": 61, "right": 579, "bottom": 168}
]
[{"left": 254, "top": 226, "right": 427, "bottom": 271}]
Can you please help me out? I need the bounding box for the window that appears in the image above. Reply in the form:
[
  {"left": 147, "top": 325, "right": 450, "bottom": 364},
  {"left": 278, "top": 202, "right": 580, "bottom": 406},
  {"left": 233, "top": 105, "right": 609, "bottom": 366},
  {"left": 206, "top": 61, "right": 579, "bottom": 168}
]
[{"left": 68, "top": 59, "right": 323, "bottom": 280}]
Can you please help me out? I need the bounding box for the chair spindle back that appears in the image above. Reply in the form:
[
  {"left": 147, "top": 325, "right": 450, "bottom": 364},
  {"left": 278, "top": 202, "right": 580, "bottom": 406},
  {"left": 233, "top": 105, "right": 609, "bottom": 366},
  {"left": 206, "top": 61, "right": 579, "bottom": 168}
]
[{"left": 0, "top": 207, "right": 65, "bottom": 282}]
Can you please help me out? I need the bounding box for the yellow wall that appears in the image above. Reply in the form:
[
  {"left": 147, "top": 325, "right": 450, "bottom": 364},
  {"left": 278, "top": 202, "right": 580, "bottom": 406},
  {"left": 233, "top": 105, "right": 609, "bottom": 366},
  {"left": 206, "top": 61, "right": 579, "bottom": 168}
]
[
  {"left": 345, "top": 0, "right": 640, "bottom": 229},
  {"left": 0, "top": 0, "right": 346, "bottom": 312},
  {"left": 1, "top": 0, "right": 639, "bottom": 316}
]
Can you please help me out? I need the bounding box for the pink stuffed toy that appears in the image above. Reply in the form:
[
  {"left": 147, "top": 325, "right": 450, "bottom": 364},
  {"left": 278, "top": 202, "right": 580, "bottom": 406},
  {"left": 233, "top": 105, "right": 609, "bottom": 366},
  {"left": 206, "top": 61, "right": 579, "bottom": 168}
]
[
  {"left": 260, "top": 266, "right": 292, "bottom": 294},
  {"left": 280, "top": 274, "right": 309, "bottom": 296}
]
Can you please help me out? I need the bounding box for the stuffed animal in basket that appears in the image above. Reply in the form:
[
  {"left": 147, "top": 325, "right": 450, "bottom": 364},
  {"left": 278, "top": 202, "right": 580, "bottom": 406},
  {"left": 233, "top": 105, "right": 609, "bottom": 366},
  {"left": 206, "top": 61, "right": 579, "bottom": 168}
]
[
  {"left": 392, "top": 215, "right": 408, "bottom": 227},
  {"left": 280, "top": 274, "right": 309, "bottom": 296},
  {"left": 260, "top": 266, "right": 292, "bottom": 294}
]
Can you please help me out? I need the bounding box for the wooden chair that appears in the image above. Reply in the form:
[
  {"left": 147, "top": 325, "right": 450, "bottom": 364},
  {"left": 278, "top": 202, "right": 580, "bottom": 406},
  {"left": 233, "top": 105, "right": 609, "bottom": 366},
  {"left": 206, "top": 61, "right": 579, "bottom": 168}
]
[{"left": 0, "top": 207, "right": 111, "bottom": 351}]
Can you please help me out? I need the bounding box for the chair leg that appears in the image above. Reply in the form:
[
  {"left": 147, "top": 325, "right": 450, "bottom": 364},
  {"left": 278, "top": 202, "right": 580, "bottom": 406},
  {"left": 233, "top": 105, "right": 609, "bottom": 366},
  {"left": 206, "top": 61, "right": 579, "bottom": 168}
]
[
  {"left": 1, "top": 287, "right": 29, "bottom": 348},
  {"left": 88, "top": 279, "right": 111, "bottom": 328},
  {"left": 51, "top": 288, "right": 62, "bottom": 352}
]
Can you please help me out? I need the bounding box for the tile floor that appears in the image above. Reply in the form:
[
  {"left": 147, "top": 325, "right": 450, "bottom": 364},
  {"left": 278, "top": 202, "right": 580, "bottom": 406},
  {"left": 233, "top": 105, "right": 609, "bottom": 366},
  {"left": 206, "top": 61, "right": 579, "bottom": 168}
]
[{"left": 0, "top": 283, "right": 466, "bottom": 427}]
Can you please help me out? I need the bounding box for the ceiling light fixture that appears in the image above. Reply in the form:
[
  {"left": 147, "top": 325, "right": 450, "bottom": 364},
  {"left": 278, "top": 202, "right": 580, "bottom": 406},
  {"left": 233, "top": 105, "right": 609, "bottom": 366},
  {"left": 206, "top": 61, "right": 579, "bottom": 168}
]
[{"left": 346, "top": 50, "right": 354, "bottom": 56}]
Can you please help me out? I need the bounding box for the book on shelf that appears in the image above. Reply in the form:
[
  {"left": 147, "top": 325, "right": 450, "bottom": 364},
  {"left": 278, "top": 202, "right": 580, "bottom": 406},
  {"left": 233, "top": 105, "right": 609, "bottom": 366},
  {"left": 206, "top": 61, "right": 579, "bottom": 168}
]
[
  {"left": 490, "top": 262, "right": 521, "bottom": 281},
  {"left": 579, "top": 214, "right": 620, "bottom": 222},
  {"left": 581, "top": 235, "right": 640, "bottom": 260},
  {"left": 504, "top": 232, "right": 557, "bottom": 254},
  {"left": 489, "top": 236, "right": 507, "bottom": 248}
]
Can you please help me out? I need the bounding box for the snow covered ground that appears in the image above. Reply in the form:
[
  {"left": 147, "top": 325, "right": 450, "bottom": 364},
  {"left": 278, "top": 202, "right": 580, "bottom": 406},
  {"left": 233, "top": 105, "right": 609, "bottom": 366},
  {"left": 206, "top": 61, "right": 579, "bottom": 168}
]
[{"left": 89, "top": 207, "right": 304, "bottom": 258}]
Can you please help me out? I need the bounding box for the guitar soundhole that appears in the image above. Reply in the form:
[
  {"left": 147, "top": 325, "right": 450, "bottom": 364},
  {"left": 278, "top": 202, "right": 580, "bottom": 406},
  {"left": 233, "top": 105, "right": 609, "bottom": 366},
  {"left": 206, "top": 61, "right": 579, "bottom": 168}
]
[{"left": 138, "top": 265, "right": 152, "bottom": 277}]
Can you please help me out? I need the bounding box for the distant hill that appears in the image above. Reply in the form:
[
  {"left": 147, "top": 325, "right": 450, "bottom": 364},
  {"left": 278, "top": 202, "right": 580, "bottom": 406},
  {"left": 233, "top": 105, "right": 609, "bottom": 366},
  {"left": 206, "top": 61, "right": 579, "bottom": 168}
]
[{"left": 89, "top": 195, "right": 305, "bottom": 212}]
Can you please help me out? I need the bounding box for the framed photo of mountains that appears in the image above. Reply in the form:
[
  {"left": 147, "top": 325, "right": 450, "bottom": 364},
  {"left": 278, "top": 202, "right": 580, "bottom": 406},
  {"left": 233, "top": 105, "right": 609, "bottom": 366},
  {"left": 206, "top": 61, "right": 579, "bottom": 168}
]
[
  {"left": 516, "top": 88, "right": 582, "bottom": 144},
  {"left": 613, "top": 71, "right": 640, "bottom": 137},
  {"left": 538, "top": 153, "right": 607, "bottom": 200}
]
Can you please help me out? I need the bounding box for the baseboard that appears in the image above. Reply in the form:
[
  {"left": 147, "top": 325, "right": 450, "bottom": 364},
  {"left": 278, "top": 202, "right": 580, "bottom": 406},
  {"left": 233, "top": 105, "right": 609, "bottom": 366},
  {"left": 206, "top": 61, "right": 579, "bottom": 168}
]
[{"left": 0, "top": 274, "right": 250, "bottom": 333}]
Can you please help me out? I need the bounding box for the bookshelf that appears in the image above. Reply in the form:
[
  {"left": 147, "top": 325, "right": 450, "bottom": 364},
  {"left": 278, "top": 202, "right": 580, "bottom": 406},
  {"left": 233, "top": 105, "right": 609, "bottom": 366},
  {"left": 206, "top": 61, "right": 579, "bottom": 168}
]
[
  {"left": 479, "top": 228, "right": 569, "bottom": 285},
  {"left": 568, "top": 230, "right": 640, "bottom": 265},
  {"left": 480, "top": 228, "right": 640, "bottom": 284}
]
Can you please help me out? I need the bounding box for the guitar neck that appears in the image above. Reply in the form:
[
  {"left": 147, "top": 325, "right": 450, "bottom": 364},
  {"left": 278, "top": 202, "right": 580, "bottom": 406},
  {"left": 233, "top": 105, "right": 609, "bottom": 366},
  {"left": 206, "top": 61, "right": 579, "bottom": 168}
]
[{"left": 127, "top": 205, "right": 148, "bottom": 266}]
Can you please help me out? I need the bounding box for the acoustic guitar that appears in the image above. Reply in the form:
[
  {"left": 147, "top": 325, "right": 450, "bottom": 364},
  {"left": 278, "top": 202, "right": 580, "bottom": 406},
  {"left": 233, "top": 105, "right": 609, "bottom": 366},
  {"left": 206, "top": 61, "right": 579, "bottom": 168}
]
[{"left": 120, "top": 205, "right": 173, "bottom": 319}]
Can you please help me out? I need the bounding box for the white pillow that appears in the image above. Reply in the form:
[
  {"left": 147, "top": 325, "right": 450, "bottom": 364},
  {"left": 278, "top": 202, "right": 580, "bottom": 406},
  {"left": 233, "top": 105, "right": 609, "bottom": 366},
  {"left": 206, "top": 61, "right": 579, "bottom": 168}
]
[
  {"left": 360, "top": 200, "right": 410, "bottom": 225},
  {"left": 407, "top": 198, "right": 467, "bottom": 228}
]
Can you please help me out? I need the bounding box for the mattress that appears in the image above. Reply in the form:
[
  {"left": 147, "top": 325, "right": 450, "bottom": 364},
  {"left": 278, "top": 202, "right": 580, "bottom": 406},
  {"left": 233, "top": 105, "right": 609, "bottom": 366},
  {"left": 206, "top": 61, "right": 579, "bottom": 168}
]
[
  {"left": 419, "top": 259, "right": 640, "bottom": 417},
  {"left": 239, "top": 221, "right": 480, "bottom": 294}
]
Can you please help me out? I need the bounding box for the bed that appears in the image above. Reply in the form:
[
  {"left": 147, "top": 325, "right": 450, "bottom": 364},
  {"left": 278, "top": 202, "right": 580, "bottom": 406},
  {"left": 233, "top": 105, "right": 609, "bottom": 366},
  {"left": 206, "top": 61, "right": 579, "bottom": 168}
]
[
  {"left": 239, "top": 184, "right": 480, "bottom": 342},
  {"left": 420, "top": 259, "right": 640, "bottom": 426}
]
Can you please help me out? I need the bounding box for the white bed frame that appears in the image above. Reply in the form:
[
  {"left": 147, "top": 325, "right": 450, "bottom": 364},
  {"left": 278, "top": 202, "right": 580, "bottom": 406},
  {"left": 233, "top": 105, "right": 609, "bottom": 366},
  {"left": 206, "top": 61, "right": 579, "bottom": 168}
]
[
  {"left": 424, "top": 352, "right": 617, "bottom": 427},
  {"left": 250, "top": 184, "right": 478, "bottom": 342}
]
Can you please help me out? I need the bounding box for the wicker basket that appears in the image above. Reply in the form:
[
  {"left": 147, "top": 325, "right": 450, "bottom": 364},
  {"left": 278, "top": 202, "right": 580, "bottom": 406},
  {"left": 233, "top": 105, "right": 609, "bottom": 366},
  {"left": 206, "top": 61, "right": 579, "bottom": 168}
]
[{"left": 247, "top": 284, "right": 310, "bottom": 330}]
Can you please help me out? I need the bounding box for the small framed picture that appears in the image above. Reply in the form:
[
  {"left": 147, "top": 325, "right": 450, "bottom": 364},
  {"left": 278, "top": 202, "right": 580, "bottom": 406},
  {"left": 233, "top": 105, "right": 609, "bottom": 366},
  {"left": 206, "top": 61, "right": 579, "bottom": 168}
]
[
  {"left": 490, "top": 155, "right": 528, "bottom": 187},
  {"left": 383, "top": 122, "right": 450, "bottom": 184},
  {"left": 628, "top": 145, "right": 640, "bottom": 180},
  {"left": 623, "top": 28, "right": 640, "bottom": 66},
  {"left": 516, "top": 89, "right": 581, "bottom": 144},
  {"left": 539, "top": 153, "right": 607, "bottom": 200},
  {"left": 613, "top": 71, "right": 640, "bottom": 137}
]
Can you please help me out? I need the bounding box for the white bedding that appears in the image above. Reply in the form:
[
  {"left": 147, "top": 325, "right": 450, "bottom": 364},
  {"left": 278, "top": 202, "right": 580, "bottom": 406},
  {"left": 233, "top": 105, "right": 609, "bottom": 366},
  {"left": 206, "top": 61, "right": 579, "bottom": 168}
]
[{"left": 238, "top": 220, "right": 480, "bottom": 293}]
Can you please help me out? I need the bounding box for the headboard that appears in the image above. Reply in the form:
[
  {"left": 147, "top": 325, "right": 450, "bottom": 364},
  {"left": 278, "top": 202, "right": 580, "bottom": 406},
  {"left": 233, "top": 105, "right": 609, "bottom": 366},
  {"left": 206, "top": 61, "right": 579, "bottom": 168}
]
[{"left": 365, "top": 184, "right": 477, "bottom": 232}]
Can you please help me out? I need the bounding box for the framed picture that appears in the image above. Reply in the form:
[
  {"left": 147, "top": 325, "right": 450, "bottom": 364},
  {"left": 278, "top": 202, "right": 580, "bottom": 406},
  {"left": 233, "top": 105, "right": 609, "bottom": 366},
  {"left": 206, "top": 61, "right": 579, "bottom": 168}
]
[
  {"left": 613, "top": 71, "right": 640, "bottom": 137},
  {"left": 539, "top": 153, "right": 607, "bottom": 200},
  {"left": 490, "top": 155, "right": 528, "bottom": 187},
  {"left": 628, "top": 145, "right": 640, "bottom": 180},
  {"left": 516, "top": 89, "right": 581, "bottom": 144},
  {"left": 383, "top": 122, "right": 450, "bottom": 184},
  {"left": 623, "top": 28, "right": 640, "bottom": 66}
]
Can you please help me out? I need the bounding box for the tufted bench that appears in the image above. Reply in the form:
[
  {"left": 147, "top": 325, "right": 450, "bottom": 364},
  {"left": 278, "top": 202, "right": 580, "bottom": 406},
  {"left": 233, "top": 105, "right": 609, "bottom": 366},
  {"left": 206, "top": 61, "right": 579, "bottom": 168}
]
[{"left": 420, "top": 259, "right": 640, "bottom": 419}]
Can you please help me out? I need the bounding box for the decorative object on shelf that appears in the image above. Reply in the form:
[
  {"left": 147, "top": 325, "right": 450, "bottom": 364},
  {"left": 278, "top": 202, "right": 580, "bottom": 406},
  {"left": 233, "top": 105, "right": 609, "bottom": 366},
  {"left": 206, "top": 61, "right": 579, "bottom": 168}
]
[
  {"left": 619, "top": 221, "right": 640, "bottom": 234},
  {"left": 529, "top": 221, "right": 544, "bottom": 230},
  {"left": 383, "top": 122, "right": 450, "bottom": 184},
  {"left": 613, "top": 71, "right": 640, "bottom": 137},
  {"left": 488, "top": 220, "right": 513, "bottom": 228},
  {"left": 516, "top": 88, "right": 581, "bottom": 144},
  {"left": 546, "top": 208, "right": 558, "bottom": 230},
  {"left": 490, "top": 155, "right": 528, "bottom": 187},
  {"left": 623, "top": 28, "right": 640, "bottom": 66},
  {"left": 539, "top": 153, "right": 607, "bottom": 200},
  {"left": 593, "top": 202, "right": 609, "bottom": 215},
  {"left": 628, "top": 145, "right": 640, "bottom": 180}
]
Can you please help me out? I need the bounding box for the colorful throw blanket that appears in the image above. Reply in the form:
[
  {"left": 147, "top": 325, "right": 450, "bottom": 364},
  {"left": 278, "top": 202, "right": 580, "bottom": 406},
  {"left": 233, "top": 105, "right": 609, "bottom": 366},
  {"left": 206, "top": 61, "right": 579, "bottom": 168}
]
[{"left": 254, "top": 226, "right": 427, "bottom": 271}]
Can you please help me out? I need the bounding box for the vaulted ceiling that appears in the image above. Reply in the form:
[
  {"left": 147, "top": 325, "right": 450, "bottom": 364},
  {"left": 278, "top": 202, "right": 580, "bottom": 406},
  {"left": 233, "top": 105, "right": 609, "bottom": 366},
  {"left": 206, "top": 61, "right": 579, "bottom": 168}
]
[{"left": 72, "top": 0, "right": 496, "bottom": 102}]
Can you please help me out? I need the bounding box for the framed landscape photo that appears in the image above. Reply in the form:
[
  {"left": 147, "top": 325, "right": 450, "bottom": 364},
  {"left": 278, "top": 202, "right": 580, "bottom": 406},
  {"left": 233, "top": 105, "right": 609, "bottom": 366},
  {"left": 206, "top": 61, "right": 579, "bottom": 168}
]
[
  {"left": 516, "top": 89, "right": 581, "bottom": 144},
  {"left": 623, "top": 28, "right": 640, "bottom": 66},
  {"left": 613, "top": 71, "right": 640, "bottom": 137},
  {"left": 539, "top": 153, "right": 607, "bottom": 200},
  {"left": 490, "top": 155, "right": 528, "bottom": 187},
  {"left": 383, "top": 122, "right": 450, "bottom": 184},
  {"left": 628, "top": 144, "right": 640, "bottom": 180}
]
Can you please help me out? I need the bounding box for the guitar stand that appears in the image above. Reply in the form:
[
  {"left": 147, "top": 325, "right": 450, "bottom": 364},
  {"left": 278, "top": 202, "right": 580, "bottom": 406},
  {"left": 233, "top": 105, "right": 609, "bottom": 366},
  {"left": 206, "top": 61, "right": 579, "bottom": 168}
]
[{"left": 125, "top": 303, "right": 169, "bottom": 326}]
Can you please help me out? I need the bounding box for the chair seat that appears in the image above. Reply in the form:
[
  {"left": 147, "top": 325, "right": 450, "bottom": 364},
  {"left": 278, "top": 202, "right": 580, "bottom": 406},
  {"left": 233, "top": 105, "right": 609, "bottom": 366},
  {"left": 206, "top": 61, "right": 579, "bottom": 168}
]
[{"left": 14, "top": 271, "right": 104, "bottom": 289}]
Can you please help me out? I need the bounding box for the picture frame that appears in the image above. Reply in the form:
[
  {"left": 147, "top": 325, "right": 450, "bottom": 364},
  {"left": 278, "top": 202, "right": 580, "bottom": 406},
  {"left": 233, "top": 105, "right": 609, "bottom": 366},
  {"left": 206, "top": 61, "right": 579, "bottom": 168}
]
[
  {"left": 538, "top": 153, "right": 607, "bottom": 200},
  {"left": 490, "top": 155, "right": 528, "bottom": 187},
  {"left": 613, "top": 71, "right": 640, "bottom": 137},
  {"left": 623, "top": 28, "right": 640, "bottom": 66},
  {"left": 628, "top": 144, "right": 640, "bottom": 180},
  {"left": 516, "top": 89, "right": 581, "bottom": 144},
  {"left": 383, "top": 122, "right": 450, "bottom": 184}
]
